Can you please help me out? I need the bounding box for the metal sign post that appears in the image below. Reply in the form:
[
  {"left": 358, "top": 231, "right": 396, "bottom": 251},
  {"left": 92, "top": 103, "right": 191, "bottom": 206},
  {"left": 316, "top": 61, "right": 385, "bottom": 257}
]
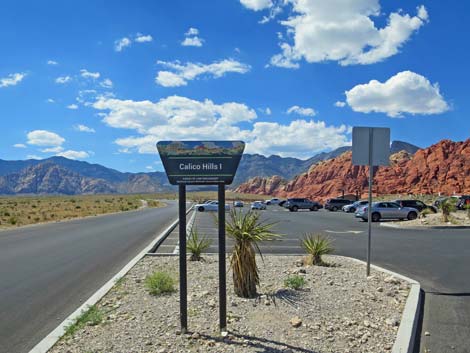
[
  {"left": 352, "top": 127, "right": 390, "bottom": 277},
  {"left": 218, "top": 184, "right": 227, "bottom": 332},
  {"left": 178, "top": 184, "right": 188, "bottom": 333},
  {"left": 157, "top": 141, "right": 244, "bottom": 334}
]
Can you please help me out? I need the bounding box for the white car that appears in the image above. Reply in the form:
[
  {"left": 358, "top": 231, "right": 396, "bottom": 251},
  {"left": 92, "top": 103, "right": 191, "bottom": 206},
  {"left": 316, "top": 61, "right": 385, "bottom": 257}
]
[
  {"left": 266, "top": 198, "right": 281, "bottom": 205},
  {"left": 195, "top": 201, "right": 230, "bottom": 212},
  {"left": 251, "top": 201, "right": 267, "bottom": 210}
]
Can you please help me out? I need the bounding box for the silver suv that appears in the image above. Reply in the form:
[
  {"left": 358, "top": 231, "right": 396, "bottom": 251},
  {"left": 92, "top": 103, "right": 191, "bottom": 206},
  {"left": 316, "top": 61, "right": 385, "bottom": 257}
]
[{"left": 283, "top": 198, "right": 322, "bottom": 212}]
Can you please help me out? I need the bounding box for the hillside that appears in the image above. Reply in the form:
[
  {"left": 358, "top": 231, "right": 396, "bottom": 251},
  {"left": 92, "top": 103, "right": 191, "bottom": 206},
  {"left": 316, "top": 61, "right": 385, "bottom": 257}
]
[{"left": 236, "top": 139, "right": 470, "bottom": 201}]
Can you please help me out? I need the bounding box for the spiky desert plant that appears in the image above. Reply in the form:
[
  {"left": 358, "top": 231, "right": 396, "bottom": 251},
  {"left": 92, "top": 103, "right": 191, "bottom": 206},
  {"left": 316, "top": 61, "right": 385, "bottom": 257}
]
[
  {"left": 186, "top": 227, "right": 211, "bottom": 261},
  {"left": 301, "top": 234, "right": 334, "bottom": 266},
  {"left": 226, "top": 210, "right": 279, "bottom": 298},
  {"left": 440, "top": 199, "right": 456, "bottom": 223}
]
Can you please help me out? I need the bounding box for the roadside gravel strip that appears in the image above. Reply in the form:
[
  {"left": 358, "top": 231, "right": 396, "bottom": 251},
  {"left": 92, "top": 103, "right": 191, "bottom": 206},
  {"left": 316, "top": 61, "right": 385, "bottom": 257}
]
[
  {"left": 50, "top": 255, "right": 412, "bottom": 353},
  {"left": 29, "top": 206, "right": 193, "bottom": 353}
]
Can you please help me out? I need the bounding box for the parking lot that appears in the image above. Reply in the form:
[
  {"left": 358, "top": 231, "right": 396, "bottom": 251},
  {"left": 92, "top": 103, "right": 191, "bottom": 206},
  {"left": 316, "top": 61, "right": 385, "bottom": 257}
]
[{"left": 156, "top": 204, "right": 470, "bottom": 353}]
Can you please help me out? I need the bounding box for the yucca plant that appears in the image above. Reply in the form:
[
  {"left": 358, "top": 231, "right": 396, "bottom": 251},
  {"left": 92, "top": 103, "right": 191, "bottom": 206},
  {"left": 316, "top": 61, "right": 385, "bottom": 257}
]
[
  {"left": 186, "top": 227, "right": 211, "bottom": 261},
  {"left": 226, "top": 210, "right": 279, "bottom": 298},
  {"left": 301, "top": 234, "right": 334, "bottom": 266},
  {"left": 440, "top": 199, "right": 456, "bottom": 223}
]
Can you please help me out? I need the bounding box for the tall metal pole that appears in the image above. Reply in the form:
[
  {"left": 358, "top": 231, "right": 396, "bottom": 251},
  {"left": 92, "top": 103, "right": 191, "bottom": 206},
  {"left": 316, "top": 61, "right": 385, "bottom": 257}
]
[
  {"left": 178, "top": 184, "right": 188, "bottom": 333},
  {"left": 218, "top": 183, "right": 227, "bottom": 332},
  {"left": 367, "top": 129, "right": 373, "bottom": 277}
]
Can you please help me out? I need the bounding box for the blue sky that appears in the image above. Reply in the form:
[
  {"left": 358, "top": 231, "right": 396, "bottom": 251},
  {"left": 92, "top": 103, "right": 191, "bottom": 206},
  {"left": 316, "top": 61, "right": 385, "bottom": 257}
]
[{"left": 0, "top": 0, "right": 468, "bottom": 173}]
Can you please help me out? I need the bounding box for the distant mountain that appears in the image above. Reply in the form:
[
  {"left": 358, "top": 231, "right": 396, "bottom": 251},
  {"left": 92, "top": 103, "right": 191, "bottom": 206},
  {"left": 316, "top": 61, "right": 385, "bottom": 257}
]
[
  {"left": 390, "top": 140, "right": 420, "bottom": 155},
  {"left": 236, "top": 139, "right": 468, "bottom": 200},
  {"left": 0, "top": 140, "right": 420, "bottom": 195},
  {"left": 231, "top": 141, "right": 418, "bottom": 187},
  {"left": 0, "top": 158, "right": 172, "bottom": 195}
]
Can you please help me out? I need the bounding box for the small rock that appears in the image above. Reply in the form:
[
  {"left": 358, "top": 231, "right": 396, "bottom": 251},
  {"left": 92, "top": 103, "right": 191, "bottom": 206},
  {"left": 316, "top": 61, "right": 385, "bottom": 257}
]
[
  {"left": 221, "top": 331, "right": 228, "bottom": 337},
  {"left": 191, "top": 332, "right": 200, "bottom": 339},
  {"left": 384, "top": 276, "right": 400, "bottom": 285},
  {"left": 376, "top": 287, "right": 384, "bottom": 292},
  {"left": 385, "top": 317, "right": 400, "bottom": 327},
  {"left": 425, "top": 331, "right": 431, "bottom": 336},
  {"left": 290, "top": 317, "right": 302, "bottom": 328}
]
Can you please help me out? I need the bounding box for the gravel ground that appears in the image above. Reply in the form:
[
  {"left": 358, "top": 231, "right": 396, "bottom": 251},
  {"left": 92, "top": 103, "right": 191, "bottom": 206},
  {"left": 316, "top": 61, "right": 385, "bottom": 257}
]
[{"left": 51, "top": 255, "right": 410, "bottom": 353}]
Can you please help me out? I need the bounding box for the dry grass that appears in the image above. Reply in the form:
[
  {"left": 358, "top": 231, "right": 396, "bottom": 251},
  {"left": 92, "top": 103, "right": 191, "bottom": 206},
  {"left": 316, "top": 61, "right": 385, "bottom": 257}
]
[
  {"left": 151, "top": 190, "right": 270, "bottom": 203},
  {"left": 0, "top": 194, "right": 164, "bottom": 230}
]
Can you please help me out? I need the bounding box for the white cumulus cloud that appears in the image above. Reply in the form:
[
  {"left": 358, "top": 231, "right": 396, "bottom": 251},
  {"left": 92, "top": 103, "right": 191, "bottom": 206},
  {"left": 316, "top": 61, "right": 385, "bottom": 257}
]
[
  {"left": 74, "top": 124, "right": 96, "bottom": 133},
  {"left": 345, "top": 71, "right": 449, "bottom": 117},
  {"left": 0, "top": 73, "right": 26, "bottom": 88},
  {"left": 262, "top": 1, "right": 428, "bottom": 68},
  {"left": 335, "top": 101, "right": 346, "bottom": 108},
  {"left": 47, "top": 60, "right": 58, "bottom": 65},
  {"left": 100, "top": 78, "right": 113, "bottom": 88},
  {"left": 181, "top": 27, "right": 204, "bottom": 47},
  {"left": 13, "top": 143, "right": 26, "bottom": 148},
  {"left": 240, "top": 0, "right": 273, "bottom": 11},
  {"left": 80, "top": 69, "right": 100, "bottom": 80},
  {"left": 55, "top": 76, "right": 72, "bottom": 84},
  {"left": 56, "top": 150, "right": 90, "bottom": 160},
  {"left": 135, "top": 34, "right": 153, "bottom": 43},
  {"left": 92, "top": 95, "right": 351, "bottom": 158},
  {"left": 27, "top": 130, "right": 65, "bottom": 147},
  {"left": 67, "top": 104, "right": 79, "bottom": 110},
  {"left": 155, "top": 59, "right": 251, "bottom": 87},
  {"left": 114, "top": 37, "right": 132, "bottom": 52},
  {"left": 287, "top": 105, "right": 316, "bottom": 117}
]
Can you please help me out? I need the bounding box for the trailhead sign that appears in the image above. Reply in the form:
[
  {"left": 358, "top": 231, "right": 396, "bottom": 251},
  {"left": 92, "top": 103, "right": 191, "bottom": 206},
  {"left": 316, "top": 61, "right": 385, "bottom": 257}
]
[{"left": 157, "top": 141, "right": 245, "bottom": 185}]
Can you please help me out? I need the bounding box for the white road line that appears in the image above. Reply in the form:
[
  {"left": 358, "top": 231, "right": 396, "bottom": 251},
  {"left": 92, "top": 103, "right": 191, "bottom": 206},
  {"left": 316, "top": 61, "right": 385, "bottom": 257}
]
[{"left": 324, "top": 230, "right": 363, "bottom": 234}]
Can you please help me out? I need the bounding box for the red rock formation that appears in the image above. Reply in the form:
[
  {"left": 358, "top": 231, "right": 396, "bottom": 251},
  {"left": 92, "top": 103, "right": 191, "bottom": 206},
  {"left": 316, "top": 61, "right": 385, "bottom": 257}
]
[{"left": 235, "top": 139, "right": 470, "bottom": 201}]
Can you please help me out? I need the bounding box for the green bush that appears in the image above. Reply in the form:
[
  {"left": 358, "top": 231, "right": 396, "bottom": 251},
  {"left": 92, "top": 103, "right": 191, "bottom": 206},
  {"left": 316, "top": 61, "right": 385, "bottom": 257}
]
[
  {"left": 301, "top": 234, "right": 334, "bottom": 266},
  {"left": 186, "top": 228, "right": 212, "bottom": 261},
  {"left": 420, "top": 208, "right": 434, "bottom": 218},
  {"left": 145, "top": 271, "right": 176, "bottom": 296},
  {"left": 65, "top": 305, "right": 103, "bottom": 337},
  {"left": 9, "top": 216, "right": 17, "bottom": 225},
  {"left": 284, "top": 275, "right": 305, "bottom": 290}
]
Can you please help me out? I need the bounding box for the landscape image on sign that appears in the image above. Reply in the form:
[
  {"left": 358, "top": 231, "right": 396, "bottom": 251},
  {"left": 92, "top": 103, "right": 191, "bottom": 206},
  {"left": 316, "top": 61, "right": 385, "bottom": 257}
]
[
  {"left": 157, "top": 141, "right": 245, "bottom": 185},
  {"left": 157, "top": 141, "right": 245, "bottom": 156}
]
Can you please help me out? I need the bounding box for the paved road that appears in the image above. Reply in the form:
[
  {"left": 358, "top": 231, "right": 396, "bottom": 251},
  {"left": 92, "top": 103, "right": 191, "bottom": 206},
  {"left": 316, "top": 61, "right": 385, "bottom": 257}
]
[
  {"left": 182, "top": 207, "right": 470, "bottom": 353},
  {"left": 0, "top": 202, "right": 178, "bottom": 353}
]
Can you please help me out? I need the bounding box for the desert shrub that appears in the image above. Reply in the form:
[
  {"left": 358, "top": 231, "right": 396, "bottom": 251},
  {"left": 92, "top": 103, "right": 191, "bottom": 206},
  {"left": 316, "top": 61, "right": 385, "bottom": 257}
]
[
  {"left": 420, "top": 208, "right": 434, "bottom": 218},
  {"left": 145, "top": 271, "right": 176, "bottom": 296},
  {"left": 226, "top": 210, "right": 280, "bottom": 298},
  {"left": 284, "top": 275, "right": 306, "bottom": 290},
  {"left": 301, "top": 234, "right": 334, "bottom": 266},
  {"left": 9, "top": 217, "right": 17, "bottom": 225},
  {"left": 440, "top": 199, "right": 456, "bottom": 222},
  {"left": 186, "top": 227, "right": 212, "bottom": 261}
]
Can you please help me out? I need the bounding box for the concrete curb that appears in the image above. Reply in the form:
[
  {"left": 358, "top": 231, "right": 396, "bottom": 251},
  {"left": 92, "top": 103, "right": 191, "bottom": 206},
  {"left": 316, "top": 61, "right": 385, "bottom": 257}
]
[
  {"left": 169, "top": 208, "right": 197, "bottom": 255},
  {"left": 28, "top": 206, "right": 192, "bottom": 353},
  {"left": 380, "top": 222, "right": 470, "bottom": 230},
  {"left": 345, "top": 257, "right": 421, "bottom": 353}
]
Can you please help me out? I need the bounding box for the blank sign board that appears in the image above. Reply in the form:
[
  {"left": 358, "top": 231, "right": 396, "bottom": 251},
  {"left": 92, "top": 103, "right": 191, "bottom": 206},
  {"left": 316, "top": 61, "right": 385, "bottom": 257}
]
[{"left": 352, "top": 127, "right": 390, "bottom": 166}]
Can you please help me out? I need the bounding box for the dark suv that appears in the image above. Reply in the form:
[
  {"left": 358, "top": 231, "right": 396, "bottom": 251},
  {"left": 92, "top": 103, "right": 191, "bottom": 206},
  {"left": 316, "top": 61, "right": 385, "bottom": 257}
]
[
  {"left": 393, "top": 199, "right": 437, "bottom": 213},
  {"left": 324, "top": 198, "right": 353, "bottom": 211},
  {"left": 283, "top": 198, "right": 322, "bottom": 212}
]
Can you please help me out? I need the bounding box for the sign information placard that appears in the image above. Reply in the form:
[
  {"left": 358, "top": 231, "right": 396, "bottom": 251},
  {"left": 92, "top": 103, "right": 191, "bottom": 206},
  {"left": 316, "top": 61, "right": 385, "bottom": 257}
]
[{"left": 157, "top": 141, "right": 245, "bottom": 185}]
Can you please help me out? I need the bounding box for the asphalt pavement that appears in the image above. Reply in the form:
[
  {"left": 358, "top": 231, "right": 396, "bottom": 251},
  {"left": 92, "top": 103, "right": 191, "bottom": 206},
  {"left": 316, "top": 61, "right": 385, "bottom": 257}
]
[
  {"left": 0, "top": 201, "right": 178, "bottom": 353},
  {"left": 175, "top": 206, "right": 470, "bottom": 353}
]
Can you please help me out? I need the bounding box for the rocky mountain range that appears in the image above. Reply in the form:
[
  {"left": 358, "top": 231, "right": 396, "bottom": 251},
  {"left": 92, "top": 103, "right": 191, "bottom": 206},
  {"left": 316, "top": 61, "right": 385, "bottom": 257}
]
[
  {"left": 236, "top": 139, "right": 470, "bottom": 201},
  {"left": 0, "top": 140, "right": 419, "bottom": 196}
]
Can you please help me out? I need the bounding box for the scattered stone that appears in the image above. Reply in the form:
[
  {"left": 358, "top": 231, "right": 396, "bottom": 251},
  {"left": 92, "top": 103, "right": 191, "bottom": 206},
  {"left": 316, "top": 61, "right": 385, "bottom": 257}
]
[
  {"left": 290, "top": 317, "right": 302, "bottom": 328},
  {"left": 425, "top": 331, "right": 431, "bottom": 336}
]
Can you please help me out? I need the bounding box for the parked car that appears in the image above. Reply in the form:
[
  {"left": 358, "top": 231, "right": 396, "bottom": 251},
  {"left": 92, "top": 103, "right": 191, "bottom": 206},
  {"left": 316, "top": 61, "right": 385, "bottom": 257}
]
[
  {"left": 325, "top": 198, "right": 353, "bottom": 211},
  {"left": 195, "top": 201, "right": 230, "bottom": 212},
  {"left": 355, "top": 202, "right": 419, "bottom": 222},
  {"left": 266, "top": 198, "right": 282, "bottom": 205},
  {"left": 433, "top": 196, "right": 460, "bottom": 209},
  {"left": 233, "top": 200, "right": 244, "bottom": 207},
  {"left": 342, "top": 200, "right": 368, "bottom": 213},
  {"left": 392, "top": 199, "right": 437, "bottom": 213},
  {"left": 251, "top": 201, "right": 267, "bottom": 210},
  {"left": 457, "top": 195, "right": 470, "bottom": 210},
  {"left": 283, "top": 198, "right": 322, "bottom": 212}
]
